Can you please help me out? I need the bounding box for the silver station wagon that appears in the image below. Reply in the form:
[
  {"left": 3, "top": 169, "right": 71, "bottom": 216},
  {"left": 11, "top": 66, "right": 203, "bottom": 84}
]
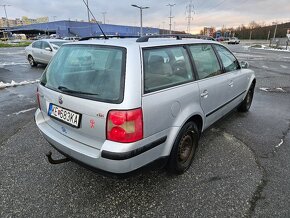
[{"left": 35, "top": 35, "right": 255, "bottom": 175}]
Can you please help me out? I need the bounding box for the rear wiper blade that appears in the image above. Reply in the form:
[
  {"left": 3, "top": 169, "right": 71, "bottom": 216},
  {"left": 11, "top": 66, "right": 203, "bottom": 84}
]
[{"left": 58, "top": 86, "right": 98, "bottom": 96}]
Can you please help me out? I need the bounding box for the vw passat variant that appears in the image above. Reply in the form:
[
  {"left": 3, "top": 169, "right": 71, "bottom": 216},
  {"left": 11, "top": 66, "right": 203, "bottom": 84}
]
[{"left": 35, "top": 35, "right": 256, "bottom": 175}]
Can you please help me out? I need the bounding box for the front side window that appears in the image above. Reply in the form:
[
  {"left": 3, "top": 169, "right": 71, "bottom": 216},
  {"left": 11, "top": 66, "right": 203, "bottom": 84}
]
[
  {"left": 143, "top": 46, "right": 194, "bottom": 93},
  {"left": 189, "top": 44, "right": 222, "bottom": 80},
  {"left": 40, "top": 45, "right": 126, "bottom": 103},
  {"left": 214, "top": 45, "right": 240, "bottom": 72}
]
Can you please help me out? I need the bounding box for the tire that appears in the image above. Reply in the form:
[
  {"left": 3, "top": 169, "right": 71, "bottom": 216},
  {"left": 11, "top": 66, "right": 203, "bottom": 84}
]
[
  {"left": 28, "top": 55, "right": 37, "bottom": 67},
  {"left": 238, "top": 84, "right": 255, "bottom": 112},
  {"left": 167, "top": 122, "right": 199, "bottom": 174}
]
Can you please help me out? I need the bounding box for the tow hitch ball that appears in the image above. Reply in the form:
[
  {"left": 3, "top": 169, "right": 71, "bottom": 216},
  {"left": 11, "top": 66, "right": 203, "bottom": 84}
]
[{"left": 46, "top": 151, "right": 70, "bottom": 165}]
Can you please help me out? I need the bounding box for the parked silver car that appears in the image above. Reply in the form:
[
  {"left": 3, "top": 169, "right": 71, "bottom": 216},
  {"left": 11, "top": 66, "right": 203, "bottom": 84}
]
[
  {"left": 35, "top": 35, "right": 255, "bottom": 175},
  {"left": 25, "top": 39, "right": 67, "bottom": 67}
]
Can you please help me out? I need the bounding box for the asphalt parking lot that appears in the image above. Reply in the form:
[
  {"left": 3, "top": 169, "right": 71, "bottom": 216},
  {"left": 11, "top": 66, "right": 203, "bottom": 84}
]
[{"left": 0, "top": 44, "right": 290, "bottom": 217}]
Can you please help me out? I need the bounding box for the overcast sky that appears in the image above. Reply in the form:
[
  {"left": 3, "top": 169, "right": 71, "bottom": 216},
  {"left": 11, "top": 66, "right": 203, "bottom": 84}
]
[{"left": 1, "top": 0, "right": 290, "bottom": 33}]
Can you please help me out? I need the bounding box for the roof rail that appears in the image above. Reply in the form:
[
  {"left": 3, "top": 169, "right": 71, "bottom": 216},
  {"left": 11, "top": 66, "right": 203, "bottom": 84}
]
[
  {"left": 79, "top": 35, "right": 139, "bottom": 41},
  {"left": 136, "top": 34, "right": 198, "bottom": 42}
]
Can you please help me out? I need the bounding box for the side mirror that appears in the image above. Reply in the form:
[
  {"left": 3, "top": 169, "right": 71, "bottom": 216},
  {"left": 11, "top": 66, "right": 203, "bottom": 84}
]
[
  {"left": 240, "top": 61, "right": 249, "bottom": 69},
  {"left": 44, "top": 47, "right": 52, "bottom": 52}
]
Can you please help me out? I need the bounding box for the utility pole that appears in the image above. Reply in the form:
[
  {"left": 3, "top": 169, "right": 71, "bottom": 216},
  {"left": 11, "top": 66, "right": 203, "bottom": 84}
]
[
  {"left": 101, "top": 12, "right": 107, "bottom": 24},
  {"left": 267, "top": 30, "right": 271, "bottom": 41},
  {"left": 166, "top": 3, "right": 175, "bottom": 34},
  {"left": 249, "top": 30, "right": 252, "bottom": 40},
  {"left": 186, "top": 0, "right": 194, "bottom": 34},
  {"left": 0, "top": 4, "right": 11, "bottom": 27},
  {"left": 273, "top": 22, "right": 278, "bottom": 40},
  {"left": 86, "top": 0, "right": 90, "bottom": 22},
  {"left": 131, "top": 4, "right": 149, "bottom": 37}
]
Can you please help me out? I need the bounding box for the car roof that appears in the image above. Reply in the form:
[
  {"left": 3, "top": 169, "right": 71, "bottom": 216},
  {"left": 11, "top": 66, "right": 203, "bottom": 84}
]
[
  {"left": 63, "top": 37, "right": 221, "bottom": 48},
  {"left": 39, "top": 39, "right": 67, "bottom": 42}
]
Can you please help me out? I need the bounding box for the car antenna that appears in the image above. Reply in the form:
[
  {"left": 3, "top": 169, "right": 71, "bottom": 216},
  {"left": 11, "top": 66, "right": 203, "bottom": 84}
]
[{"left": 82, "top": 0, "right": 108, "bottom": 39}]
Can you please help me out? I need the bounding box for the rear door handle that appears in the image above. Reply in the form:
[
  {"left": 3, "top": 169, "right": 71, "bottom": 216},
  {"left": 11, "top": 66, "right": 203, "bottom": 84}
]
[
  {"left": 201, "top": 90, "right": 208, "bottom": 98},
  {"left": 228, "top": 81, "right": 234, "bottom": 87}
]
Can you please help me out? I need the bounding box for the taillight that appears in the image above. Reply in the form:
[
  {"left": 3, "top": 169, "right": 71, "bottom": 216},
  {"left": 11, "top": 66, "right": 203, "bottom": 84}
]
[
  {"left": 107, "top": 108, "right": 143, "bottom": 143},
  {"left": 36, "top": 86, "right": 41, "bottom": 110}
]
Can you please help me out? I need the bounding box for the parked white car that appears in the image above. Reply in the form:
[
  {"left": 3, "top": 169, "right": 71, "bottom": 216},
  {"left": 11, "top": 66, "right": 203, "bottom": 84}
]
[
  {"left": 25, "top": 39, "right": 67, "bottom": 67},
  {"left": 228, "top": 37, "right": 240, "bottom": 44},
  {"left": 63, "top": 37, "right": 80, "bottom": 41}
]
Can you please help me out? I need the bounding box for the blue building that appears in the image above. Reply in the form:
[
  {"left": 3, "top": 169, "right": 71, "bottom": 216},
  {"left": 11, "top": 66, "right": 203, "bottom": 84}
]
[{"left": 8, "top": 20, "right": 160, "bottom": 38}]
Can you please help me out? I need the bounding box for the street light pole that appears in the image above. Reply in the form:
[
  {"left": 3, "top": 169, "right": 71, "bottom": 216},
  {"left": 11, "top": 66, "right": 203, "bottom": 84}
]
[
  {"left": 131, "top": 4, "right": 149, "bottom": 37},
  {"left": 86, "top": 0, "right": 90, "bottom": 22},
  {"left": 166, "top": 4, "right": 175, "bottom": 34},
  {"left": 102, "top": 12, "right": 107, "bottom": 24},
  {"left": 0, "top": 4, "right": 11, "bottom": 27}
]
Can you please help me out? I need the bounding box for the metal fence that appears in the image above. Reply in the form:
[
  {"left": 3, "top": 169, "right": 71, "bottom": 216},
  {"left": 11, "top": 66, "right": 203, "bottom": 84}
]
[{"left": 270, "top": 37, "right": 290, "bottom": 49}]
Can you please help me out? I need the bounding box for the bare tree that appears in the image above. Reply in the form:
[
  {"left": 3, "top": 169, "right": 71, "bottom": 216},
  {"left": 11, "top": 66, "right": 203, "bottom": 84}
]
[{"left": 248, "top": 21, "right": 260, "bottom": 29}]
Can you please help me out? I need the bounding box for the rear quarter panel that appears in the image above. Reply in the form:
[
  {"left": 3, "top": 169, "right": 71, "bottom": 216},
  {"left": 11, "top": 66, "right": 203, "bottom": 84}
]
[
  {"left": 25, "top": 46, "right": 32, "bottom": 57},
  {"left": 242, "top": 69, "right": 256, "bottom": 98},
  {"left": 142, "top": 82, "right": 204, "bottom": 156}
]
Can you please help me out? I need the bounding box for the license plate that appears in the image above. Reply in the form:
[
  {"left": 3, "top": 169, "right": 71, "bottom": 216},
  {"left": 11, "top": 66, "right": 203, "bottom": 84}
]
[{"left": 48, "top": 104, "right": 81, "bottom": 128}]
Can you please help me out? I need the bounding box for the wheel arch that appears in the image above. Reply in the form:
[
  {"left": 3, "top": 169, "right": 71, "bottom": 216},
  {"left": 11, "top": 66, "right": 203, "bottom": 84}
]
[
  {"left": 251, "top": 78, "right": 256, "bottom": 88},
  {"left": 185, "top": 114, "right": 204, "bottom": 136}
]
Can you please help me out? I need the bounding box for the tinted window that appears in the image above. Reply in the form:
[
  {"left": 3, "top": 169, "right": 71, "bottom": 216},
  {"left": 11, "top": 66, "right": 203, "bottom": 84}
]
[
  {"left": 32, "top": 41, "right": 41, "bottom": 49},
  {"left": 40, "top": 45, "right": 126, "bottom": 103},
  {"left": 214, "top": 45, "right": 240, "bottom": 72},
  {"left": 42, "top": 41, "right": 51, "bottom": 49},
  {"left": 189, "top": 44, "right": 222, "bottom": 80},
  {"left": 50, "top": 41, "right": 66, "bottom": 48},
  {"left": 143, "top": 46, "right": 194, "bottom": 93}
]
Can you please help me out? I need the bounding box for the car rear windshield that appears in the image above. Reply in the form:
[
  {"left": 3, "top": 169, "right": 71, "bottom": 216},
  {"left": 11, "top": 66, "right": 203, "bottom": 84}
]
[{"left": 40, "top": 44, "right": 126, "bottom": 103}]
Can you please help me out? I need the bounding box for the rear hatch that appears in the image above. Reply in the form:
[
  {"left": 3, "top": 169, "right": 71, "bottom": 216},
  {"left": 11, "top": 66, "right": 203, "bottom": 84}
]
[{"left": 38, "top": 44, "right": 126, "bottom": 149}]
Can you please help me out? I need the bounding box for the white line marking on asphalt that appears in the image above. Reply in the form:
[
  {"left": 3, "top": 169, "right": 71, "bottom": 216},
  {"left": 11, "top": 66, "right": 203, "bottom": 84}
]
[
  {"left": 276, "top": 88, "right": 286, "bottom": 92},
  {"left": 0, "top": 51, "right": 25, "bottom": 55},
  {"left": 259, "top": 87, "right": 270, "bottom": 92},
  {"left": 275, "top": 139, "right": 284, "bottom": 148},
  {"left": 0, "top": 62, "right": 29, "bottom": 66},
  {"left": 7, "top": 107, "right": 36, "bottom": 117},
  {"left": 280, "top": 65, "right": 288, "bottom": 69},
  {"left": 262, "top": 65, "right": 269, "bottom": 69}
]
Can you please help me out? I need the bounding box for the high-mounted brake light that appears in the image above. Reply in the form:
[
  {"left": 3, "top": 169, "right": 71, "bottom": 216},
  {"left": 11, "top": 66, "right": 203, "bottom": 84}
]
[
  {"left": 36, "top": 86, "right": 41, "bottom": 110},
  {"left": 107, "top": 108, "right": 143, "bottom": 143}
]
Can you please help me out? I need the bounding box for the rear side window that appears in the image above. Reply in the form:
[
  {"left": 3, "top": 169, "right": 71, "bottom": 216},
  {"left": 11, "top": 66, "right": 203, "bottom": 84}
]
[
  {"left": 214, "top": 45, "right": 240, "bottom": 72},
  {"left": 32, "top": 41, "right": 42, "bottom": 49},
  {"left": 143, "top": 46, "right": 194, "bottom": 93},
  {"left": 42, "top": 41, "right": 50, "bottom": 50},
  {"left": 189, "top": 44, "right": 222, "bottom": 80},
  {"left": 40, "top": 45, "right": 126, "bottom": 103}
]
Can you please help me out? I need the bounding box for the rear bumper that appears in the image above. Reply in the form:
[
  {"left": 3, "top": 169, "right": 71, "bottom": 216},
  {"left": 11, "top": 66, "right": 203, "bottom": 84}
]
[
  {"left": 48, "top": 142, "right": 168, "bottom": 178},
  {"left": 35, "top": 109, "right": 169, "bottom": 174}
]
